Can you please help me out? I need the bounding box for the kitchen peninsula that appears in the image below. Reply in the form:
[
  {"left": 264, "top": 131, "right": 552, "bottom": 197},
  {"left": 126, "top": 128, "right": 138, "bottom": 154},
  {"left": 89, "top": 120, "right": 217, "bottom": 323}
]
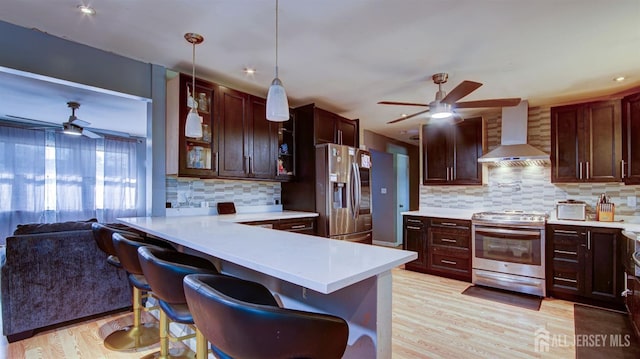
[{"left": 118, "top": 214, "right": 416, "bottom": 358}]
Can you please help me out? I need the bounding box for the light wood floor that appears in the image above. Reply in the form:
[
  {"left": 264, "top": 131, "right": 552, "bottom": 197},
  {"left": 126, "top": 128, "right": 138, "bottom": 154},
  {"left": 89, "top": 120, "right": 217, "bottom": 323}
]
[{"left": 1, "top": 268, "right": 577, "bottom": 358}]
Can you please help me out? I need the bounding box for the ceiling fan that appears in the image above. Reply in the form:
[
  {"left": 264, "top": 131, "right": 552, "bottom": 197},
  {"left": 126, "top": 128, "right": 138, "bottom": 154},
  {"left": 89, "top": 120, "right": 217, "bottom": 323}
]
[
  {"left": 62, "top": 101, "right": 101, "bottom": 138},
  {"left": 379, "top": 73, "right": 521, "bottom": 124}
]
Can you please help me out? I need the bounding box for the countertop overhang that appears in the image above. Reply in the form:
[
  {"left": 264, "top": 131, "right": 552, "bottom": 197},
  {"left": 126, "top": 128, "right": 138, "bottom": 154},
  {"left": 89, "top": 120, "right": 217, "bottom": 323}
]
[{"left": 118, "top": 213, "right": 416, "bottom": 294}]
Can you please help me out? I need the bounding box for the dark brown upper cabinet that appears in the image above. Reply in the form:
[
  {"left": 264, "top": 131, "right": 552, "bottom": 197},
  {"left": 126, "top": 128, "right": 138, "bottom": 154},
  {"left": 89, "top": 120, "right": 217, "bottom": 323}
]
[
  {"left": 422, "top": 117, "right": 483, "bottom": 185},
  {"left": 312, "top": 106, "right": 359, "bottom": 148},
  {"left": 551, "top": 100, "right": 622, "bottom": 183},
  {"left": 166, "top": 73, "right": 218, "bottom": 178},
  {"left": 622, "top": 92, "right": 640, "bottom": 184},
  {"left": 166, "top": 74, "right": 282, "bottom": 181}
]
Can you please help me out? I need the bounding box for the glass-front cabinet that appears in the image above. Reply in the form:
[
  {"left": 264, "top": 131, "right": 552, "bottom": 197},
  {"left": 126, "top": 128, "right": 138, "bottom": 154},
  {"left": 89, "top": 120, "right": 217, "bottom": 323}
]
[
  {"left": 276, "top": 114, "right": 295, "bottom": 180},
  {"left": 166, "top": 73, "right": 217, "bottom": 178},
  {"left": 166, "top": 72, "right": 295, "bottom": 181}
]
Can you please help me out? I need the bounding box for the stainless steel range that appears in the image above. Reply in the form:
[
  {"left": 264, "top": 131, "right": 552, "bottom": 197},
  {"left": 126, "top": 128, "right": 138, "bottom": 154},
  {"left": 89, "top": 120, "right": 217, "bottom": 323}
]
[{"left": 471, "top": 210, "right": 548, "bottom": 297}]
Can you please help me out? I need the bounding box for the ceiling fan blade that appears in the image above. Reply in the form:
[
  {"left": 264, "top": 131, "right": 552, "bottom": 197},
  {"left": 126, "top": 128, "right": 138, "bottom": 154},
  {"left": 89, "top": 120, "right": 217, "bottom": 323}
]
[
  {"left": 387, "top": 109, "right": 430, "bottom": 124},
  {"left": 454, "top": 98, "right": 522, "bottom": 109},
  {"left": 71, "top": 118, "right": 91, "bottom": 127},
  {"left": 82, "top": 129, "right": 102, "bottom": 139},
  {"left": 3, "top": 115, "right": 61, "bottom": 128},
  {"left": 378, "top": 101, "right": 429, "bottom": 107},
  {"left": 441, "top": 80, "right": 482, "bottom": 105}
]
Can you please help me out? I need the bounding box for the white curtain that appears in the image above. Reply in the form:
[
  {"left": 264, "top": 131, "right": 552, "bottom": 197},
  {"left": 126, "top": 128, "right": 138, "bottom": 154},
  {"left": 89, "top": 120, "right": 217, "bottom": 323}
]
[
  {"left": 54, "top": 132, "right": 97, "bottom": 222},
  {"left": 0, "top": 126, "right": 46, "bottom": 243},
  {"left": 102, "top": 137, "right": 138, "bottom": 221},
  {"left": 0, "top": 124, "right": 143, "bottom": 244}
]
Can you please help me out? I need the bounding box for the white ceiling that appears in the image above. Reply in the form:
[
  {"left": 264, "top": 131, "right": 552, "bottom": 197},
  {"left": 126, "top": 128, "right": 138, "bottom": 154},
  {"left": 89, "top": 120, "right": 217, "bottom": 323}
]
[{"left": 0, "top": 0, "right": 638, "bottom": 142}]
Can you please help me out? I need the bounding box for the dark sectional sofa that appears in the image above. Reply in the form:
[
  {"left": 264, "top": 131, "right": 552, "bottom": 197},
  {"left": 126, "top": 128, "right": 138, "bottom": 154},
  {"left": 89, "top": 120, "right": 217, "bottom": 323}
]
[{"left": 1, "top": 219, "right": 132, "bottom": 342}]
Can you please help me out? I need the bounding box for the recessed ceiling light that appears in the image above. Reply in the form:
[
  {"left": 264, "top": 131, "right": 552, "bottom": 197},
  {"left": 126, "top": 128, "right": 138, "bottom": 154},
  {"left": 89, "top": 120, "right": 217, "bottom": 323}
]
[
  {"left": 401, "top": 113, "right": 408, "bottom": 117},
  {"left": 77, "top": 5, "right": 96, "bottom": 15},
  {"left": 244, "top": 68, "right": 256, "bottom": 75},
  {"left": 614, "top": 76, "right": 626, "bottom": 82}
]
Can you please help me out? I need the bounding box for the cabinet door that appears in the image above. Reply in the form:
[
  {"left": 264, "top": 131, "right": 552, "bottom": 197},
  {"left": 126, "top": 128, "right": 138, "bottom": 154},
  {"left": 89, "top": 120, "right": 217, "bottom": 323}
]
[
  {"left": 168, "top": 74, "right": 217, "bottom": 178},
  {"left": 218, "top": 86, "right": 249, "bottom": 177},
  {"left": 248, "top": 96, "right": 278, "bottom": 179},
  {"left": 584, "top": 100, "right": 621, "bottom": 182},
  {"left": 584, "top": 227, "right": 623, "bottom": 303},
  {"left": 403, "top": 217, "right": 428, "bottom": 271},
  {"left": 623, "top": 93, "right": 640, "bottom": 184},
  {"left": 452, "top": 117, "right": 483, "bottom": 184},
  {"left": 548, "top": 226, "right": 586, "bottom": 295},
  {"left": 336, "top": 117, "right": 358, "bottom": 147},
  {"left": 551, "top": 104, "right": 583, "bottom": 182},
  {"left": 422, "top": 123, "right": 451, "bottom": 184},
  {"left": 314, "top": 108, "right": 336, "bottom": 144}
]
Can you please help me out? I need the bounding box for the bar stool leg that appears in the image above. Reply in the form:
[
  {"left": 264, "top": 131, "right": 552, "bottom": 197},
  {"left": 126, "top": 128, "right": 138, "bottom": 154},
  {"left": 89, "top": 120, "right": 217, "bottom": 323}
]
[
  {"left": 141, "top": 308, "right": 196, "bottom": 359},
  {"left": 104, "top": 286, "right": 160, "bottom": 351},
  {"left": 196, "top": 328, "right": 207, "bottom": 359},
  {"left": 160, "top": 309, "right": 169, "bottom": 358}
]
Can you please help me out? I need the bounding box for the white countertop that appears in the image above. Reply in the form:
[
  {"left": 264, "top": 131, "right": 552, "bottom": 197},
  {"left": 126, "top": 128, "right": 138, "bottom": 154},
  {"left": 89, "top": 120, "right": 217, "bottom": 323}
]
[
  {"left": 402, "top": 207, "right": 640, "bottom": 232},
  {"left": 401, "top": 207, "right": 478, "bottom": 221},
  {"left": 118, "top": 214, "right": 416, "bottom": 294},
  {"left": 547, "top": 212, "right": 640, "bottom": 232}
]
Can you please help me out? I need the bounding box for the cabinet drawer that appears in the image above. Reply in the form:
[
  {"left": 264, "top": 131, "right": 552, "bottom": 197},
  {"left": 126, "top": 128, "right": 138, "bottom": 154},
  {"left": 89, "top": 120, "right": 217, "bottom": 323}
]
[
  {"left": 242, "top": 220, "right": 276, "bottom": 229},
  {"left": 275, "top": 218, "right": 316, "bottom": 232},
  {"left": 551, "top": 265, "right": 580, "bottom": 291},
  {"left": 405, "top": 216, "right": 425, "bottom": 228},
  {"left": 430, "top": 227, "right": 469, "bottom": 248},
  {"left": 429, "top": 218, "right": 470, "bottom": 229},
  {"left": 430, "top": 253, "right": 470, "bottom": 272}
]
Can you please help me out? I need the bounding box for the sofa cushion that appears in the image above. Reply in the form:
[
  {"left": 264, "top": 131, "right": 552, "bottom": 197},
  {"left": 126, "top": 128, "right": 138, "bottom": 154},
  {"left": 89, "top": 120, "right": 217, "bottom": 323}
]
[{"left": 13, "top": 218, "right": 97, "bottom": 235}]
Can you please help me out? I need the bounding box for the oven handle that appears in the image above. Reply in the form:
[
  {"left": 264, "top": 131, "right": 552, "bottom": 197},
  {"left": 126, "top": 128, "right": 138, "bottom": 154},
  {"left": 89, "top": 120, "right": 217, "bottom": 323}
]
[{"left": 474, "top": 227, "right": 541, "bottom": 240}]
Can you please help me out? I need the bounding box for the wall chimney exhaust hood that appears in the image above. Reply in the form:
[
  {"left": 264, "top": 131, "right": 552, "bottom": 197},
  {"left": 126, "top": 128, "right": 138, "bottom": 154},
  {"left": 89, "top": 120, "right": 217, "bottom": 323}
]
[{"left": 478, "top": 100, "right": 550, "bottom": 165}]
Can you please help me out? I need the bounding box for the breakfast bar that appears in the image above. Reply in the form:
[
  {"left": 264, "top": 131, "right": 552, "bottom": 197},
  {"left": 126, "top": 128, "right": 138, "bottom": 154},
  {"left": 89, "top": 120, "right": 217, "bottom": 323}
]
[{"left": 118, "top": 214, "right": 416, "bottom": 358}]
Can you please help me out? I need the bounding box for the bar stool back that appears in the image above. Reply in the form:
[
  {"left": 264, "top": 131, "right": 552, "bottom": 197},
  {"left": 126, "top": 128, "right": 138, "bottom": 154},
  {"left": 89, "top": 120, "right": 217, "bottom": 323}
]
[
  {"left": 183, "top": 274, "right": 349, "bottom": 359},
  {"left": 91, "top": 223, "right": 143, "bottom": 268}
]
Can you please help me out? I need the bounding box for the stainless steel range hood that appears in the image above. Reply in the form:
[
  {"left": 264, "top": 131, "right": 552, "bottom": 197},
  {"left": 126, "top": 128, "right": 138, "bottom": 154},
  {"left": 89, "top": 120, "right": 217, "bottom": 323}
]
[{"left": 478, "top": 100, "right": 550, "bottom": 165}]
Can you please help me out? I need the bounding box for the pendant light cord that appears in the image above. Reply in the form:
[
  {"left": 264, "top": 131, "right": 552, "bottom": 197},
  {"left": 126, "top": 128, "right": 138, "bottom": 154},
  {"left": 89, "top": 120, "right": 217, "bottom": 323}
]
[
  {"left": 192, "top": 40, "right": 196, "bottom": 109},
  {"left": 275, "top": 0, "right": 279, "bottom": 78}
]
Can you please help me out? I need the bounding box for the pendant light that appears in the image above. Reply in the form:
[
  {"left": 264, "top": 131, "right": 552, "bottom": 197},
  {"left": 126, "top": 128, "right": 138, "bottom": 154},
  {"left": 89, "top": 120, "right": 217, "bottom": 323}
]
[
  {"left": 266, "top": 0, "right": 290, "bottom": 122},
  {"left": 184, "top": 33, "right": 204, "bottom": 138}
]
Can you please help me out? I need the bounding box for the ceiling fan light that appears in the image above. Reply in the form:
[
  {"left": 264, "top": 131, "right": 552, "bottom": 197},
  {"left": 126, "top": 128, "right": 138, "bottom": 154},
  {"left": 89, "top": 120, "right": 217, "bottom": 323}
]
[
  {"left": 63, "top": 123, "right": 82, "bottom": 136},
  {"left": 185, "top": 109, "right": 203, "bottom": 138},
  {"left": 430, "top": 101, "right": 453, "bottom": 119},
  {"left": 266, "top": 77, "right": 290, "bottom": 122}
]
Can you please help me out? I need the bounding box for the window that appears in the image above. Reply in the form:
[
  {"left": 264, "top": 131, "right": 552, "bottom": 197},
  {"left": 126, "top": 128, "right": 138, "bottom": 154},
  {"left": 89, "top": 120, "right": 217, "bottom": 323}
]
[{"left": 0, "top": 124, "right": 143, "bottom": 243}]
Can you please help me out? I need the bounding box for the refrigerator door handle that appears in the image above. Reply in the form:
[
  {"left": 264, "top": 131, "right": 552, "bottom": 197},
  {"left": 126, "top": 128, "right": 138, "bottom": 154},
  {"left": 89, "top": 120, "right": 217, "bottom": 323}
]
[
  {"left": 351, "top": 162, "right": 361, "bottom": 219},
  {"left": 350, "top": 162, "right": 357, "bottom": 219}
]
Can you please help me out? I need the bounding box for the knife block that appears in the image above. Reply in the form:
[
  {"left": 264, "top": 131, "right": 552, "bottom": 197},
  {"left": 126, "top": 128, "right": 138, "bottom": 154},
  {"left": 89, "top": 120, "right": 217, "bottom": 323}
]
[{"left": 597, "top": 203, "right": 615, "bottom": 222}]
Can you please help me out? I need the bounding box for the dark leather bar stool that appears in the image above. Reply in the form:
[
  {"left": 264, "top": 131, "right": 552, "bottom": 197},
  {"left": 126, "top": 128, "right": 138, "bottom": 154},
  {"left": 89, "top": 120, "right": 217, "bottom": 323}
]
[
  {"left": 183, "top": 273, "right": 350, "bottom": 359},
  {"left": 138, "top": 246, "right": 219, "bottom": 359},
  {"left": 92, "top": 222, "right": 144, "bottom": 268},
  {"left": 107, "top": 232, "right": 175, "bottom": 351}
]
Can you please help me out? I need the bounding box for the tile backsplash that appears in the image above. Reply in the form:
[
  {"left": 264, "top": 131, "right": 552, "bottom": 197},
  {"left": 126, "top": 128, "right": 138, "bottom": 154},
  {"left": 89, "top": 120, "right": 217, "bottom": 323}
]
[
  {"left": 420, "top": 105, "right": 640, "bottom": 216},
  {"left": 166, "top": 176, "right": 281, "bottom": 208}
]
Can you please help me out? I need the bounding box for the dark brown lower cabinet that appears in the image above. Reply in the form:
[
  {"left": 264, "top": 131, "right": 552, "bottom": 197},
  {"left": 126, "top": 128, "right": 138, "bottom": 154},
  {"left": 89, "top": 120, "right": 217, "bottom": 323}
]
[
  {"left": 403, "top": 216, "right": 428, "bottom": 272},
  {"left": 547, "top": 224, "right": 624, "bottom": 310},
  {"left": 403, "top": 216, "right": 471, "bottom": 281},
  {"left": 626, "top": 274, "right": 640, "bottom": 338}
]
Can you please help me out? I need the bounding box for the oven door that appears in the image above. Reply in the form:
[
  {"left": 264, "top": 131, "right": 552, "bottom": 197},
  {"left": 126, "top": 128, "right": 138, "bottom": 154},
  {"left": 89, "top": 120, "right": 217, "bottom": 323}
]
[{"left": 472, "top": 225, "right": 545, "bottom": 278}]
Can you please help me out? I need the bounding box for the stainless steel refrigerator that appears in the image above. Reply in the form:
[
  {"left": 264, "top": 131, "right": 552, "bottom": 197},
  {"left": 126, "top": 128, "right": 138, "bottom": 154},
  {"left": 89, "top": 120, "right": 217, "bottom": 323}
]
[{"left": 315, "top": 143, "right": 372, "bottom": 243}]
